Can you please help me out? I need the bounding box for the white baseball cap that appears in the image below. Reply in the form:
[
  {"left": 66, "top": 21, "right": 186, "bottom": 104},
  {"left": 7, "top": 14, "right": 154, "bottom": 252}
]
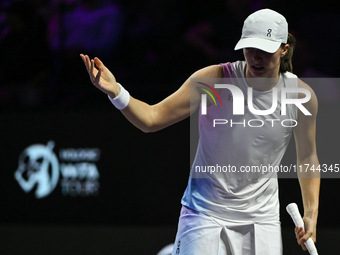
[{"left": 234, "top": 9, "right": 288, "bottom": 53}]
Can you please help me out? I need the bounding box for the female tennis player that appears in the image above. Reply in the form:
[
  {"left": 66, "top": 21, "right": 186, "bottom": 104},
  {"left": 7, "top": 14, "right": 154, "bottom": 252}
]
[{"left": 80, "top": 9, "right": 319, "bottom": 255}]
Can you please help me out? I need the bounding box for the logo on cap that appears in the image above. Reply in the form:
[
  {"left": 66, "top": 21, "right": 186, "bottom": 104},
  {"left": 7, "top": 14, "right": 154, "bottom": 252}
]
[{"left": 267, "top": 29, "right": 272, "bottom": 37}]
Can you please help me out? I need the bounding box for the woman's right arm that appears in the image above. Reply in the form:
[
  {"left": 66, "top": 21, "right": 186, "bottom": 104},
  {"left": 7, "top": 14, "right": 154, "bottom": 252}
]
[{"left": 80, "top": 54, "right": 223, "bottom": 132}]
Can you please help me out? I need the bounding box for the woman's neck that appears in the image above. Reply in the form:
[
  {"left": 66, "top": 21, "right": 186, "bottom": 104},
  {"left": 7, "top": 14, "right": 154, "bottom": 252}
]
[{"left": 244, "top": 64, "right": 280, "bottom": 92}]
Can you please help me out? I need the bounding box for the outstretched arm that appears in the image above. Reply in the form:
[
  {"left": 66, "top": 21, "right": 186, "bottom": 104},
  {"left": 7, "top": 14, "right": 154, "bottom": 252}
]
[
  {"left": 80, "top": 54, "right": 223, "bottom": 132},
  {"left": 293, "top": 79, "right": 320, "bottom": 251}
]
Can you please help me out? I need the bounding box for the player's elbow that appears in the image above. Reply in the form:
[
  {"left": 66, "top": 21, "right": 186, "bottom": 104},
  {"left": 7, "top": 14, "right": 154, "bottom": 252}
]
[
  {"left": 139, "top": 124, "right": 162, "bottom": 133},
  {"left": 139, "top": 106, "right": 165, "bottom": 133},
  {"left": 140, "top": 126, "right": 154, "bottom": 133}
]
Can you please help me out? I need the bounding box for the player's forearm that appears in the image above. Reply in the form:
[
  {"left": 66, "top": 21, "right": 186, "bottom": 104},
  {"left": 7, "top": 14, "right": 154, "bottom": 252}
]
[
  {"left": 120, "top": 96, "right": 159, "bottom": 133},
  {"left": 297, "top": 155, "right": 320, "bottom": 217},
  {"left": 299, "top": 178, "right": 319, "bottom": 220}
]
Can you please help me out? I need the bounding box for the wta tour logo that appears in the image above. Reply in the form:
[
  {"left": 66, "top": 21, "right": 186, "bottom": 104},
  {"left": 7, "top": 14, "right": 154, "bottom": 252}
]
[
  {"left": 14, "top": 141, "right": 100, "bottom": 198},
  {"left": 14, "top": 141, "right": 59, "bottom": 198}
]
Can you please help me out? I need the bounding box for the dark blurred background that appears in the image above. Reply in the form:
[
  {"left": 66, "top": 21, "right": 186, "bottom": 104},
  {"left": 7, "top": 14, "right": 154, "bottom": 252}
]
[{"left": 0, "top": 0, "right": 339, "bottom": 254}]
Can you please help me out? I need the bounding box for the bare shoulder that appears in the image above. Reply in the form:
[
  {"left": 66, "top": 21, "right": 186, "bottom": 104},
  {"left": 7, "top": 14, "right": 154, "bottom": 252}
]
[
  {"left": 191, "top": 64, "right": 224, "bottom": 79},
  {"left": 297, "top": 78, "right": 316, "bottom": 98},
  {"left": 297, "top": 78, "right": 318, "bottom": 116}
]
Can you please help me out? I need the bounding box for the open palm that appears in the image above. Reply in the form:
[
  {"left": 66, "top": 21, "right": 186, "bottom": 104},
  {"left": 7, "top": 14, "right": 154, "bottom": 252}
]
[{"left": 80, "top": 54, "right": 120, "bottom": 98}]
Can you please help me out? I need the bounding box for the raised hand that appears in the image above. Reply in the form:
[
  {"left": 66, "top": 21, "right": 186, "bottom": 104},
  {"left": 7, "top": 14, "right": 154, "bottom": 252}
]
[{"left": 80, "top": 54, "right": 120, "bottom": 98}]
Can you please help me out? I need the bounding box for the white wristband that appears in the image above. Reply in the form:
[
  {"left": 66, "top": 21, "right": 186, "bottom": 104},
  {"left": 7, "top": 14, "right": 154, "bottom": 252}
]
[{"left": 108, "top": 83, "right": 130, "bottom": 110}]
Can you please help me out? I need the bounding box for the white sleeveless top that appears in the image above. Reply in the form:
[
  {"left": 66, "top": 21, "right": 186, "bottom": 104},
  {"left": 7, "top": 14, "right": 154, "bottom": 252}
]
[{"left": 181, "top": 61, "right": 298, "bottom": 223}]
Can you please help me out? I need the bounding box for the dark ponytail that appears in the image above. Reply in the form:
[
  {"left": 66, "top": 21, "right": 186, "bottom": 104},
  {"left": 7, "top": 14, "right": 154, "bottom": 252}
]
[{"left": 280, "top": 33, "right": 296, "bottom": 73}]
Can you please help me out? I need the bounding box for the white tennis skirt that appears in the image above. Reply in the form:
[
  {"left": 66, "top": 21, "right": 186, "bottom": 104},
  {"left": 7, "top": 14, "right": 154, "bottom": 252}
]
[{"left": 172, "top": 206, "right": 282, "bottom": 255}]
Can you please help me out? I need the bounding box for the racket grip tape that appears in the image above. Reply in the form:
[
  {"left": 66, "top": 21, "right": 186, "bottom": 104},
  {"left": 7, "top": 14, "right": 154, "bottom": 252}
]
[{"left": 286, "top": 203, "right": 318, "bottom": 255}]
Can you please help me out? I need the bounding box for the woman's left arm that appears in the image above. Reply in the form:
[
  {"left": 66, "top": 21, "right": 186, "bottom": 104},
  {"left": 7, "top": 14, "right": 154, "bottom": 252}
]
[{"left": 293, "top": 78, "right": 320, "bottom": 251}]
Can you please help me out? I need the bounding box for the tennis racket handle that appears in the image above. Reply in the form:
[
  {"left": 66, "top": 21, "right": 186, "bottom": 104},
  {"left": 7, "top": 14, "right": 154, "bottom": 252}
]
[{"left": 286, "top": 203, "right": 318, "bottom": 255}]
